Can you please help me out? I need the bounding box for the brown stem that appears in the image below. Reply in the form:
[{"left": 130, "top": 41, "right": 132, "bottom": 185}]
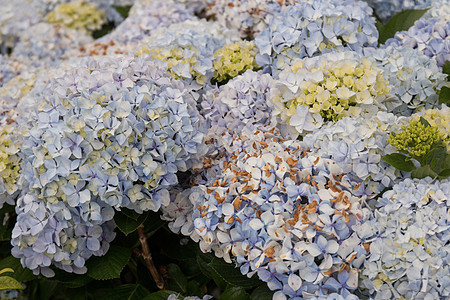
[{"left": 137, "top": 224, "right": 165, "bottom": 289}]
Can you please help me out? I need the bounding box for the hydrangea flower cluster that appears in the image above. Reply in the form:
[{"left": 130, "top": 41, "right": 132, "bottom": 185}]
[
  {"left": 12, "top": 55, "right": 206, "bottom": 275},
  {"left": 388, "top": 119, "right": 446, "bottom": 157},
  {"left": 109, "top": 0, "right": 194, "bottom": 47},
  {"left": 272, "top": 51, "right": 390, "bottom": 136},
  {"left": 212, "top": 41, "right": 260, "bottom": 84},
  {"left": 422, "top": 0, "right": 450, "bottom": 19},
  {"left": 0, "top": 104, "right": 23, "bottom": 208},
  {"left": 364, "top": 45, "right": 447, "bottom": 115},
  {"left": 69, "top": 0, "right": 194, "bottom": 59},
  {"left": 205, "top": 0, "right": 294, "bottom": 39},
  {"left": 136, "top": 19, "right": 238, "bottom": 86},
  {"left": 45, "top": 1, "right": 107, "bottom": 34},
  {"left": 355, "top": 178, "right": 450, "bottom": 299},
  {"left": 10, "top": 23, "right": 92, "bottom": 69},
  {"left": 0, "top": 69, "right": 39, "bottom": 108},
  {"left": 255, "top": 0, "right": 379, "bottom": 74},
  {"left": 0, "top": 55, "right": 25, "bottom": 87},
  {"left": 0, "top": 0, "right": 41, "bottom": 53},
  {"left": 412, "top": 105, "right": 450, "bottom": 150},
  {"left": 385, "top": 17, "right": 450, "bottom": 68},
  {"left": 302, "top": 112, "right": 408, "bottom": 194},
  {"left": 12, "top": 190, "right": 117, "bottom": 277},
  {"left": 166, "top": 127, "right": 373, "bottom": 298},
  {"left": 201, "top": 70, "right": 277, "bottom": 135}
]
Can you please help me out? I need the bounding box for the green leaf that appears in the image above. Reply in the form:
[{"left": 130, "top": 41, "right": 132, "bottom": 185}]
[
  {"left": 424, "top": 146, "right": 446, "bottom": 172},
  {"left": 439, "top": 168, "right": 450, "bottom": 179},
  {"left": 186, "top": 280, "right": 203, "bottom": 297},
  {"left": 443, "top": 155, "right": 450, "bottom": 170},
  {"left": 92, "top": 23, "right": 115, "bottom": 39},
  {"left": 382, "top": 153, "right": 416, "bottom": 172},
  {"left": 0, "top": 276, "right": 23, "bottom": 290},
  {"left": 113, "top": 5, "right": 132, "bottom": 19},
  {"left": 52, "top": 269, "right": 93, "bottom": 288},
  {"left": 439, "top": 86, "right": 450, "bottom": 105},
  {"left": 98, "top": 284, "right": 150, "bottom": 300},
  {"left": 167, "top": 264, "right": 188, "bottom": 294},
  {"left": 114, "top": 210, "right": 148, "bottom": 235},
  {"left": 0, "top": 268, "right": 13, "bottom": 275},
  {"left": 208, "top": 255, "right": 261, "bottom": 288},
  {"left": 0, "top": 256, "right": 34, "bottom": 282},
  {"left": 164, "top": 240, "right": 198, "bottom": 261},
  {"left": 142, "top": 212, "right": 166, "bottom": 238},
  {"left": 411, "top": 165, "right": 438, "bottom": 179},
  {"left": 220, "top": 286, "right": 250, "bottom": 300},
  {"left": 379, "top": 9, "right": 429, "bottom": 44},
  {"left": 143, "top": 290, "right": 178, "bottom": 300},
  {"left": 196, "top": 252, "right": 213, "bottom": 278},
  {"left": 419, "top": 116, "right": 431, "bottom": 127},
  {"left": 443, "top": 60, "right": 450, "bottom": 77},
  {"left": 210, "top": 268, "right": 228, "bottom": 291},
  {"left": 250, "top": 285, "right": 274, "bottom": 300},
  {"left": 121, "top": 208, "right": 142, "bottom": 220},
  {"left": 37, "top": 279, "right": 58, "bottom": 300},
  {"left": 86, "top": 246, "right": 132, "bottom": 280}
]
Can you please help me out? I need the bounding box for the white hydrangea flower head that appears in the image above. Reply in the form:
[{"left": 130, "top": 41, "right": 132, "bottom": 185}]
[
  {"left": 354, "top": 178, "right": 450, "bottom": 299},
  {"left": 10, "top": 23, "right": 93, "bottom": 71},
  {"left": 201, "top": 70, "right": 278, "bottom": 135},
  {"left": 363, "top": 44, "right": 447, "bottom": 115},
  {"left": 422, "top": 0, "right": 450, "bottom": 19},
  {"left": 0, "top": 101, "right": 25, "bottom": 208},
  {"left": 272, "top": 51, "right": 390, "bottom": 137},
  {"left": 45, "top": 0, "right": 107, "bottom": 34},
  {"left": 71, "top": 0, "right": 195, "bottom": 58},
  {"left": 0, "top": 0, "right": 42, "bottom": 53},
  {"left": 205, "top": 0, "right": 297, "bottom": 39},
  {"left": 255, "top": 0, "right": 379, "bottom": 74},
  {"left": 0, "top": 55, "right": 26, "bottom": 88}
]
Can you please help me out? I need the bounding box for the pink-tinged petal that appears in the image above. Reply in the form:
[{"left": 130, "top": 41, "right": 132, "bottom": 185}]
[{"left": 288, "top": 273, "right": 302, "bottom": 291}]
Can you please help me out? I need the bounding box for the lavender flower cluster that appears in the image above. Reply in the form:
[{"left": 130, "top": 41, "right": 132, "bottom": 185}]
[
  {"left": 385, "top": 17, "right": 450, "bottom": 68},
  {"left": 255, "top": 0, "right": 379, "bottom": 74},
  {"left": 12, "top": 55, "right": 206, "bottom": 275},
  {"left": 1, "top": 0, "right": 449, "bottom": 299}
]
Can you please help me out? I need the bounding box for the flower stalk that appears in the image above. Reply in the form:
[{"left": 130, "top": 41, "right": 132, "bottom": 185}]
[{"left": 137, "top": 224, "right": 165, "bottom": 289}]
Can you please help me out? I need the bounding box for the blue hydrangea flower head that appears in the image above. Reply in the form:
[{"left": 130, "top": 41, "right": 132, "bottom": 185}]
[
  {"left": 385, "top": 17, "right": 450, "bottom": 68},
  {"left": 255, "top": 0, "right": 379, "bottom": 74}
]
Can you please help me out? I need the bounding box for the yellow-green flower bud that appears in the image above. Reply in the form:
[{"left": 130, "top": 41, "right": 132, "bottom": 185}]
[
  {"left": 45, "top": 1, "right": 106, "bottom": 34},
  {"left": 388, "top": 119, "right": 445, "bottom": 158},
  {"left": 212, "top": 41, "right": 260, "bottom": 83}
]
